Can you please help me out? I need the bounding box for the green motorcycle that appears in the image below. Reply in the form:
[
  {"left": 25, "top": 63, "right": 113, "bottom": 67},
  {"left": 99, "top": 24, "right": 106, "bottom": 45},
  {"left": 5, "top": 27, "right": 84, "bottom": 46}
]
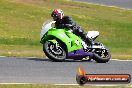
[{"left": 40, "top": 20, "right": 111, "bottom": 63}]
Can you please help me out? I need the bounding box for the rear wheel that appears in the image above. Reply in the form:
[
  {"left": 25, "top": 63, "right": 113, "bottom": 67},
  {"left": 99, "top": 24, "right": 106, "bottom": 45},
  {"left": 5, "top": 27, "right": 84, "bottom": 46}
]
[
  {"left": 43, "top": 41, "right": 66, "bottom": 62},
  {"left": 93, "top": 43, "right": 111, "bottom": 63},
  {"left": 93, "top": 49, "right": 111, "bottom": 63}
]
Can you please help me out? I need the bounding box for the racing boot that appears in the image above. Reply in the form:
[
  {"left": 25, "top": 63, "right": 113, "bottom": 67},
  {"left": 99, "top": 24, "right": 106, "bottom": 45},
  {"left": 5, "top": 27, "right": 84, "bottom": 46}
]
[
  {"left": 72, "top": 25, "right": 93, "bottom": 47},
  {"left": 85, "top": 36, "right": 93, "bottom": 47},
  {"left": 81, "top": 33, "right": 93, "bottom": 48}
]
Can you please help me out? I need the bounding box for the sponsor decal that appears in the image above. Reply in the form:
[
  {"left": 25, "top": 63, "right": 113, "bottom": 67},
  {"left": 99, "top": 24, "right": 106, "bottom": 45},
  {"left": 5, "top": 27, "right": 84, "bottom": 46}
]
[{"left": 76, "top": 67, "right": 131, "bottom": 85}]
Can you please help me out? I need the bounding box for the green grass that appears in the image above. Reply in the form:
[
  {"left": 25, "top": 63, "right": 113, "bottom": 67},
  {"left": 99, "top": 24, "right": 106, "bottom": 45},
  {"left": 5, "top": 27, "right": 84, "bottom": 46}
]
[
  {"left": 0, "top": 84, "right": 131, "bottom": 88},
  {"left": 0, "top": 0, "right": 132, "bottom": 59}
]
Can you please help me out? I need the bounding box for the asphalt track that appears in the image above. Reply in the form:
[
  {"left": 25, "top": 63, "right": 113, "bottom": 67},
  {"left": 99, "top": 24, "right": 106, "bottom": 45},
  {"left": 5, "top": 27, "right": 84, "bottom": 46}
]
[
  {"left": 0, "top": 57, "right": 132, "bottom": 84},
  {"left": 74, "top": 0, "right": 132, "bottom": 9},
  {"left": 0, "top": 0, "right": 132, "bottom": 85}
]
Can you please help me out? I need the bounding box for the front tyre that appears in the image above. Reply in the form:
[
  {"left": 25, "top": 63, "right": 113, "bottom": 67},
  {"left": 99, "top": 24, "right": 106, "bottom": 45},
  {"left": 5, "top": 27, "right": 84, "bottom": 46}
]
[
  {"left": 43, "top": 41, "right": 66, "bottom": 62},
  {"left": 93, "top": 48, "right": 111, "bottom": 63}
]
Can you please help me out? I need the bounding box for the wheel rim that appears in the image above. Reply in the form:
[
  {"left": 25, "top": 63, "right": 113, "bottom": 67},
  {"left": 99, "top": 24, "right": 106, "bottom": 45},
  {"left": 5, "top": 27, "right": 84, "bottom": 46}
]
[
  {"left": 95, "top": 49, "right": 109, "bottom": 59},
  {"left": 45, "top": 41, "right": 65, "bottom": 59}
]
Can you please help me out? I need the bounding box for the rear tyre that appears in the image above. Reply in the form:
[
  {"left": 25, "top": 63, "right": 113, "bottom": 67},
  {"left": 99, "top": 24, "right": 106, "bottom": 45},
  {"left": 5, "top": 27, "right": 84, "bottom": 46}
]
[
  {"left": 93, "top": 48, "right": 111, "bottom": 63},
  {"left": 43, "top": 41, "right": 66, "bottom": 62}
]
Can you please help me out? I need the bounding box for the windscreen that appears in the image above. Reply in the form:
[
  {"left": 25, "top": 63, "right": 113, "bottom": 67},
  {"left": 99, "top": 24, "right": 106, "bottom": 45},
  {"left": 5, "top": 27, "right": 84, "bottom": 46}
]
[{"left": 40, "top": 20, "right": 56, "bottom": 39}]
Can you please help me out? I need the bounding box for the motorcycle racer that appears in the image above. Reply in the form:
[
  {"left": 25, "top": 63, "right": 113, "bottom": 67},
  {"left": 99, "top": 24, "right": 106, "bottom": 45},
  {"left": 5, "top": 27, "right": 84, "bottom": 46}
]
[
  {"left": 51, "top": 9, "right": 93, "bottom": 46},
  {"left": 40, "top": 10, "right": 111, "bottom": 62}
]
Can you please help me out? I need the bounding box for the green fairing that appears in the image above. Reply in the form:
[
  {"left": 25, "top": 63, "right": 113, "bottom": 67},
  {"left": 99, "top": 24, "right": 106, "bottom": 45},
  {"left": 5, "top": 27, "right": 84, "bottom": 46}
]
[{"left": 41, "top": 28, "right": 83, "bottom": 52}]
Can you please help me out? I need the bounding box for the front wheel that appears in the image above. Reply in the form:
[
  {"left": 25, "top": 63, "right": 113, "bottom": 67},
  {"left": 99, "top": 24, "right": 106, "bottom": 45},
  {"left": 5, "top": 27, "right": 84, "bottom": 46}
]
[
  {"left": 43, "top": 41, "right": 66, "bottom": 62},
  {"left": 93, "top": 48, "right": 111, "bottom": 63}
]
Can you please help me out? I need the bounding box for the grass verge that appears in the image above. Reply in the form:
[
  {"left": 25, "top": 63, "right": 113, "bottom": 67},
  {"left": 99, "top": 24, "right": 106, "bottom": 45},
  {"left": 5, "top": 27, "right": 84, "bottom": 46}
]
[
  {"left": 0, "top": 84, "right": 132, "bottom": 88},
  {"left": 0, "top": 0, "right": 132, "bottom": 59}
]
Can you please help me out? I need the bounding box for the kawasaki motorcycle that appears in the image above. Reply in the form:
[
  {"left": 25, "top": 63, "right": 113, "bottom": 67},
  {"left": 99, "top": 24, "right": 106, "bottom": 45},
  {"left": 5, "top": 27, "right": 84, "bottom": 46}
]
[{"left": 40, "top": 20, "right": 111, "bottom": 63}]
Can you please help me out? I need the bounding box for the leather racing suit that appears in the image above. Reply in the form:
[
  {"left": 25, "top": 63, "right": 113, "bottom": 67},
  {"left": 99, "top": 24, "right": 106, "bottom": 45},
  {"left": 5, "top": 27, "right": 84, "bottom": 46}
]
[{"left": 54, "top": 16, "right": 92, "bottom": 46}]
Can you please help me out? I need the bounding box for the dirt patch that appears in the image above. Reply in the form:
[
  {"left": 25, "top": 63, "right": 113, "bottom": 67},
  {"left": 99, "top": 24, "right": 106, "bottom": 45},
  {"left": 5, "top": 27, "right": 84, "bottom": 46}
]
[
  {"left": 11, "top": 0, "right": 46, "bottom": 5},
  {"left": 11, "top": 0, "right": 90, "bottom": 9}
]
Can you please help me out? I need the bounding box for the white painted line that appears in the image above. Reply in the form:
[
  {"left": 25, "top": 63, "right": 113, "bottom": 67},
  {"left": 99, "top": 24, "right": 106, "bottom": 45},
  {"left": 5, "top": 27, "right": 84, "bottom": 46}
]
[
  {"left": 55, "top": 84, "right": 79, "bottom": 85},
  {"left": 0, "top": 83, "right": 35, "bottom": 84},
  {"left": 0, "top": 83, "right": 131, "bottom": 86},
  {"left": 93, "top": 84, "right": 128, "bottom": 86},
  {"left": 0, "top": 56, "right": 6, "bottom": 57},
  {"left": 55, "top": 84, "right": 128, "bottom": 86},
  {"left": 111, "top": 59, "right": 132, "bottom": 61},
  {"left": 26, "top": 57, "right": 39, "bottom": 58}
]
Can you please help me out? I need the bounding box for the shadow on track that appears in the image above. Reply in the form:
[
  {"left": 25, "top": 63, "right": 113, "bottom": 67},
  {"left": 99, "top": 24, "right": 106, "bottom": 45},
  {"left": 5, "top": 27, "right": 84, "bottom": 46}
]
[{"left": 27, "top": 58, "right": 93, "bottom": 62}]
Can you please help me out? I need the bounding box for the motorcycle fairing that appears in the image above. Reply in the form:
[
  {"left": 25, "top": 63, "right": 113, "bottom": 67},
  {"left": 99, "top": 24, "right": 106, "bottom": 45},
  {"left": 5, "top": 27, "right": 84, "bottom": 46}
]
[
  {"left": 41, "top": 28, "right": 83, "bottom": 52},
  {"left": 67, "top": 48, "right": 93, "bottom": 59}
]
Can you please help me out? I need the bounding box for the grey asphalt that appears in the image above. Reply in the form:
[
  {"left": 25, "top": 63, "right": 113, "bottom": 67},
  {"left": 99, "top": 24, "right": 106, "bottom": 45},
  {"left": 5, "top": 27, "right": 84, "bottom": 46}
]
[
  {"left": 0, "top": 0, "right": 131, "bottom": 85},
  {"left": 74, "top": 0, "right": 132, "bottom": 9},
  {"left": 0, "top": 57, "right": 132, "bottom": 84}
]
